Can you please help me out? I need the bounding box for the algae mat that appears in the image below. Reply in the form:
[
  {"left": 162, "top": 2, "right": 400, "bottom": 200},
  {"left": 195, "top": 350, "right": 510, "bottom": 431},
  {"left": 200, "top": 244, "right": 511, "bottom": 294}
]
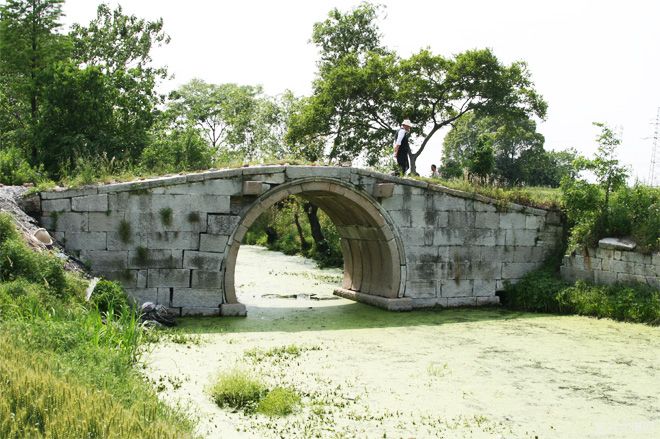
[{"left": 143, "top": 246, "right": 660, "bottom": 438}]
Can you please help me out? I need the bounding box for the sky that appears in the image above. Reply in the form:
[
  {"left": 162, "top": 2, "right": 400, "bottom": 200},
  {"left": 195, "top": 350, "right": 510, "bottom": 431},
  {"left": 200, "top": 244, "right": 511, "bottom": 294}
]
[{"left": 60, "top": 0, "right": 660, "bottom": 183}]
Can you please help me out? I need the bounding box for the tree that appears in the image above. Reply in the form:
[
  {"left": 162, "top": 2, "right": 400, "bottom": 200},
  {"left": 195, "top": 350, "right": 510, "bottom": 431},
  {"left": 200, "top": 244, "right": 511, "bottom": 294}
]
[
  {"left": 290, "top": 3, "right": 547, "bottom": 172},
  {"left": 69, "top": 4, "right": 170, "bottom": 160},
  {"left": 0, "top": 0, "right": 67, "bottom": 162},
  {"left": 443, "top": 112, "right": 547, "bottom": 185},
  {"left": 466, "top": 137, "right": 495, "bottom": 183}
]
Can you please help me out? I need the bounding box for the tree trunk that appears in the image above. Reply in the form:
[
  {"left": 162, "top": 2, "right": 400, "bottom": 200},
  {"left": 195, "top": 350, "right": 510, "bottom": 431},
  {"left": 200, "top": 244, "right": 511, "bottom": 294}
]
[
  {"left": 304, "top": 202, "right": 328, "bottom": 255},
  {"left": 293, "top": 211, "right": 310, "bottom": 253}
]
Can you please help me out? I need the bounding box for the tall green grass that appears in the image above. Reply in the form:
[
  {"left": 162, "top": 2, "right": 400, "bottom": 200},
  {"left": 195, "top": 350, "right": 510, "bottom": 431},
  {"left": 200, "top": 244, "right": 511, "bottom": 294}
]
[
  {"left": 501, "top": 268, "right": 660, "bottom": 325},
  {"left": 0, "top": 213, "right": 194, "bottom": 437}
]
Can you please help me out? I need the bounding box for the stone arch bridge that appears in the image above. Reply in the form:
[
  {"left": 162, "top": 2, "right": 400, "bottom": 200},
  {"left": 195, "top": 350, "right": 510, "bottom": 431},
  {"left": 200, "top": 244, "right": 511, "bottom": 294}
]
[{"left": 37, "top": 166, "right": 562, "bottom": 316}]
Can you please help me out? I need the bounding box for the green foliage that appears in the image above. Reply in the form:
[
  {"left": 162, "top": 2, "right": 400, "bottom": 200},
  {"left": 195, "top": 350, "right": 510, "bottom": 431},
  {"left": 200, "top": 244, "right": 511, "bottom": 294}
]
[
  {"left": 245, "top": 197, "right": 343, "bottom": 268},
  {"left": 0, "top": 223, "right": 67, "bottom": 298},
  {"left": 256, "top": 387, "right": 301, "bottom": 417},
  {"left": 290, "top": 3, "right": 546, "bottom": 172},
  {"left": 502, "top": 269, "right": 660, "bottom": 325},
  {"left": 118, "top": 219, "right": 132, "bottom": 243},
  {"left": 559, "top": 123, "right": 654, "bottom": 252},
  {"left": 211, "top": 369, "right": 267, "bottom": 411},
  {"left": 466, "top": 137, "right": 495, "bottom": 182},
  {"left": 159, "top": 207, "right": 173, "bottom": 226},
  {"left": 91, "top": 279, "right": 130, "bottom": 315},
  {"left": 0, "top": 146, "right": 43, "bottom": 185},
  {"left": 141, "top": 124, "right": 213, "bottom": 173}
]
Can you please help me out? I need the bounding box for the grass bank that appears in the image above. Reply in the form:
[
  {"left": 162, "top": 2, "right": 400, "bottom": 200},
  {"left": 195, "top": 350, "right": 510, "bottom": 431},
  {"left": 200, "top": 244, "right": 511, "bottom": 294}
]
[
  {"left": 500, "top": 268, "right": 660, "bottom": 325},
  {"left": 0, "top": 213, "right": 194, "bottom": 438}
]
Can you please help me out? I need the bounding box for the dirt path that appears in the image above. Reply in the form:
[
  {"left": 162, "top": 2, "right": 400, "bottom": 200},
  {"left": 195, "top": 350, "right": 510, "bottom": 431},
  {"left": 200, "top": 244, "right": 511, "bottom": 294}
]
[{"left": 143, "top": 245, "right": 660, "bottom": 438}]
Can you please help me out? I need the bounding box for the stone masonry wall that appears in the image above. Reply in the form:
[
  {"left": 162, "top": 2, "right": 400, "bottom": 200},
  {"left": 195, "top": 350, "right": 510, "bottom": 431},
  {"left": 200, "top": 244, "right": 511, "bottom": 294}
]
[
  {"left": 38, "top": 166, "right": 564, "bottom": 314},
  {"left": 561, "top": 248, "right": 660, "bottom": 289}
]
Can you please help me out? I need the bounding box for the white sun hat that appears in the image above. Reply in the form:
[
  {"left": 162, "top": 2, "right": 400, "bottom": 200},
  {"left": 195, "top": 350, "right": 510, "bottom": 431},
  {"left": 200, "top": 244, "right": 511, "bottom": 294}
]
[{"left": 402, "top": 119, "right": 414, "bottom": 127}]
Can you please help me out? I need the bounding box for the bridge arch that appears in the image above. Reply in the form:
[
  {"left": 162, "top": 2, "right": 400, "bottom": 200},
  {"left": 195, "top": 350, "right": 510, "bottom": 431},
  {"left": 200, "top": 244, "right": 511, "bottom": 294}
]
[{"left": 223, "top": 178, "right": 406, "bottom": 306}]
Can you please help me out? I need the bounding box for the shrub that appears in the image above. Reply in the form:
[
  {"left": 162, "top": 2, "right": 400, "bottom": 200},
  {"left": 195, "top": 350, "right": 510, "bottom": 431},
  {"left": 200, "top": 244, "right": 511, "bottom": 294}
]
[
  {"left": 502, "top": 269, "right": 660, "bottom": 325},
  {"left": 256, "top": 387, "right": 301, "bottom": 417},
  {"left": 210, "top": 369, "right": 267, "bottom": 411},
  {"left": 608, "top": 185, "right": 660, "bottom": 253},
  {"left": 91, "top": 280, "right": 130, "bottom": 314},
  {"left": 0, "top": 146, "right": 43, "bottom": 185},
  {"left": 500, "top": 269, "right": 569, "bottom": 313},
  {"left": 141, "top": 126, "right": 213, "bottom": 174}
]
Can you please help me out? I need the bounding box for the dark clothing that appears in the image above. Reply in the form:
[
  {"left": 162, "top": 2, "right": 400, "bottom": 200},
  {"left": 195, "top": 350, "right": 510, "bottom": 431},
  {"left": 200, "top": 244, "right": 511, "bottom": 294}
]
[{"left": 395, "top": 128, "right": 410, "bottom": 175}]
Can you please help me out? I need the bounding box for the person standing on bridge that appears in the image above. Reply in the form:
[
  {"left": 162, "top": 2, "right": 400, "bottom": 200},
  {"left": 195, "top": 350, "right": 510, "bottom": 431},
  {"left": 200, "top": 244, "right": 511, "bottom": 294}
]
[{"left": 394, "top": 119, "right": 413, "bottom": 176}]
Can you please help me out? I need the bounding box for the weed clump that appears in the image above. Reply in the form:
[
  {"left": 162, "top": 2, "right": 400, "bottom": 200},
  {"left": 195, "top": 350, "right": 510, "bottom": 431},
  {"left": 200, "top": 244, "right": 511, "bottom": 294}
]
[
  {"left": 159, "top": 207, "right": 173, "bottom": 226},
  {"left": 210, "top": 369, "right": 266, "bottom": 410},
  {"left": 256, "top": 387, "right": 301, "bottom": 417},
  {"left": 91, "top": 279, "right": 130, "bottom": 314},
  {"left": 118, "top": 219, "right": 131, "bottom": 243}
]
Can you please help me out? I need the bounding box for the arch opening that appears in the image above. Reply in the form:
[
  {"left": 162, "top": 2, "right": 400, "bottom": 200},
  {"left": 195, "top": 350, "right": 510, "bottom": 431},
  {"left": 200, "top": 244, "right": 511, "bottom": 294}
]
[{"left": 224, "top": 179, "right": 404, "bottom": 309}]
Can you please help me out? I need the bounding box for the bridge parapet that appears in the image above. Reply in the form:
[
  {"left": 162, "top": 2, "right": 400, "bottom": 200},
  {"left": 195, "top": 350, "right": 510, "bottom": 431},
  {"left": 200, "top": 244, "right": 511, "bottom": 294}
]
[{"left": 38, "top": 166, "right": 563, "bottom": 315}]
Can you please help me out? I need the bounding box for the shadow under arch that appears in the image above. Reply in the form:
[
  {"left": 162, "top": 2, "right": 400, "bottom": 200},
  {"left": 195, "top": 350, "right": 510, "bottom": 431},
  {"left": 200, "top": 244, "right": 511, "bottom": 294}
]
[{"left": 223, "top": 178, "right": 406, "bottom": 309}]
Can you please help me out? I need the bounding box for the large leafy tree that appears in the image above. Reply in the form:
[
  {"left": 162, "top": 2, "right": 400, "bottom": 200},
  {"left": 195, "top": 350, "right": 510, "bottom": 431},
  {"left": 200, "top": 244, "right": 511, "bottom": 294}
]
[
  {"left": 0, "top": 0, "right": 68, "bottom": 162},
  {"left": 289, "top": 3, "right": 547, "bottom": 173},
  {"left": 68, "top": 4, "right": 170, "bottom": 160},
  {"left": 443, "top": 112, "right": 546, "bottom": 185},
  {"left": 166, "top": 79, "right": 290, "bottom": 162}
]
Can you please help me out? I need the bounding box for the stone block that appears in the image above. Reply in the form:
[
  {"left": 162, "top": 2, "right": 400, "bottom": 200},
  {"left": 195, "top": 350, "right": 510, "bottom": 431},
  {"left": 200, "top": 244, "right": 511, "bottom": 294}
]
[
  {"left": 81, "top": 250, "right": 128, "bottom": 271},
  {"left": 220, "top": 303, "right": 247, "bottom": 316},
  {"left": 107, "top": 232, "right": 146, "bottom": 250},
  {"left": 598, "top": 237, "right": 636, "bottom": 251},
  {"left": 475, "top": 212, "right": 499, "bottom": 229},
  {"left": 434, "top": 194, "right": 466, "bottom": 211},
  {"left": 389, "top": 210, "right": 412, "bottom": 227},
  {"left": 448, "top": 211, "right": 476, "bottom": 228},
  {"left": 407, "top": 280, "right": 437, "bottom": 298},
  {"left": 470, "top": 229, "right": 497, "bottom": 246},
  {"left": 42, "top": 198, "right": 71, "bottom": 212},
  {"left": 181, "top": 306, "right": 221, "bottom": 316},
  {"left": 129, "top": 249, "right": 181, "bottom": 269},
  {"left": 434, "top": 228, "right": 465, "bottom": 246},
  {"left": 49, "top": 212, "right": 88, "bottom": 232},
  {"left": 137, "top": 270, "right": 148, "bottom": 288},
  {"left": 191, "top": 270, "right": 223, "bottom": 288},
  {"left": 285, "top": 166, "right": 350, "bottom": 179},
  {"left": 147, "top": 269, "right": 191, "bottom": 288},
  {"left": 505, "top": 229, "right": 538, "bottom": 246},
  {"left": 242, "top": 181, "right": 268, "bottom": 195},
  {"left": 440, "top": 279, "right": 473, "bottom": 297},
  {"left": 147, "top": 232, "right": 199, "bottom": 250},
  {"left": 171, "top": 288, "right": 222, "bottom": 307},
  {"left": 72, "top": 194, "right": 108, "bottom": 212},
  {"left": 150, "top": 179, "right": 242, "bottom": 196},
  {"left": 199, "top": 233, "right": 229, "bottom": 252},
  {"left": 207, "top": 215, "right": 241, "bottom": 235},
  {"left": 499, "top": 213, "right": 526, "bottom": 229},
  {"left": 446, "top": 296, "right": 477, "bottom": 307},
  {"left": 476, "top": 296, "right": 500, "bottom": 305},
  {"left": 183, "top": 251, "right": 223, "bottom": 271},
  {"left": 380, "top": 196, "right": 405, "bottom": 210},
  {"left": 246, "top": 172, "right": 286, "bottom": 185},
  {"left": 502, "top": 262, "right": 540, "bottom": 279},
  {"left": 64, "top": 232, "right": 107, "bottom": 251},
  {"left": 525, "top": 215, "right": 541, "bottom": 230},
  {"left": 88, "top": 212, "right": 126, "bottom": 232},
  {"left": 472, "top": 279, "right": 497, "bottom": 296},
  {"left": 399, "top": 227, "right": 430, "bottom": 246},
  {"left": 373, "top": 183, "right": 394, "bottom": 198},
  {"left": 41, "top": 186, "right": 98, "bottom": 200}
]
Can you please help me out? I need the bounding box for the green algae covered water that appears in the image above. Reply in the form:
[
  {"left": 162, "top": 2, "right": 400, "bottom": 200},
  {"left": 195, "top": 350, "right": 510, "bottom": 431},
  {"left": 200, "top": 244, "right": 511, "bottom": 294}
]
[{"left": 144, "top": 246, "right": 660, "bottom": 438}]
